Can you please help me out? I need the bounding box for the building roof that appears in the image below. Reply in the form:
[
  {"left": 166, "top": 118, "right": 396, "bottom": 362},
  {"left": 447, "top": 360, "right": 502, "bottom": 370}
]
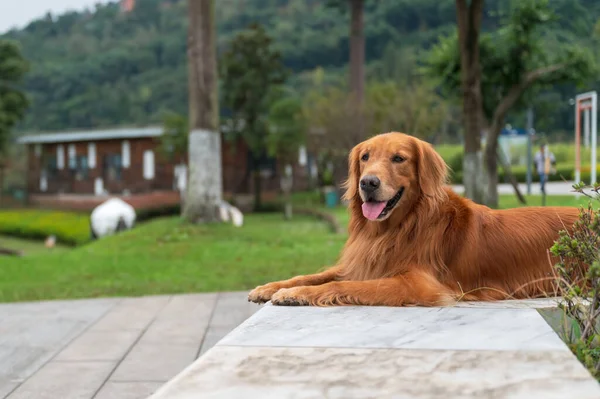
[{"left": 16, "top": 126, "right": 164, "bottom": 144}]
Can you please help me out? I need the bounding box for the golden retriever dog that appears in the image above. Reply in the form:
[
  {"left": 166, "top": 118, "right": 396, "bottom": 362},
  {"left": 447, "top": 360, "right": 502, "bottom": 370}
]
[{"left": 248, "top": 132, "right": 580, "bottom": 307}]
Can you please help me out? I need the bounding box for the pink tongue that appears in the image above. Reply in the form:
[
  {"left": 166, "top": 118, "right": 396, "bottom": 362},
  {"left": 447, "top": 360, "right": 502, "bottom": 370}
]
[{"left": 361, "top": 202, "right": 386, "bottom": 221}]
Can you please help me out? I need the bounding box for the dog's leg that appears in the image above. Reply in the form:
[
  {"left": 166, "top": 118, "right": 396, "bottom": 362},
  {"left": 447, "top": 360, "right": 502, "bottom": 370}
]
[
  {"left": 270, "top": 270, "right": 456, "bottom": 307},
  {"left": 248, "top": 266, "right": 342, "bottom": 304}
]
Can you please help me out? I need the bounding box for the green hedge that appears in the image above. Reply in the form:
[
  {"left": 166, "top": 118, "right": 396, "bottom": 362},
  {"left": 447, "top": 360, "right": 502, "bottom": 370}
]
[
  {"left": 449, "top": 163, "right": 600, "bottom": 184},
  {"left": 440, "top": 144, "right": 600, "bottom": 185},
  {"left": 0, "top": 210, "right": 90, "bottom": 246}
]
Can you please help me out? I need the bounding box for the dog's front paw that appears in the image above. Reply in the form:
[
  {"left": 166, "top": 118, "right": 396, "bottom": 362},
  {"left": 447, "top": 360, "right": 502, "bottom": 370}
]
[
  {"left": 271, "top": 288, "right": 310, "bottom": 306},
  {"left": 248, "top": 283, "right": 283, "bottom": 304}
]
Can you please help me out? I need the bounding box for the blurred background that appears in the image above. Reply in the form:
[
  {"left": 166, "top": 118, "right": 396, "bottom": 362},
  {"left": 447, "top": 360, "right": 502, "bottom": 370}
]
[{"left": 0, "top": 0, "right": 599, "bottom": 303}]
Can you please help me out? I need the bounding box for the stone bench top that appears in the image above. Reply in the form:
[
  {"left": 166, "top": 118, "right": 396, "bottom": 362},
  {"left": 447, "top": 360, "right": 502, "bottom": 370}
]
[{"left": 150, "top": 298, "right": 600, "bottom": 399}]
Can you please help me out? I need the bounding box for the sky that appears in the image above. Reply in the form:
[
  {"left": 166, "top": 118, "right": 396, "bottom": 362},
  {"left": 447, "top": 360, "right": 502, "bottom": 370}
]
[{"left": 0, "top": 0, "right": 113, "bottom": 34}]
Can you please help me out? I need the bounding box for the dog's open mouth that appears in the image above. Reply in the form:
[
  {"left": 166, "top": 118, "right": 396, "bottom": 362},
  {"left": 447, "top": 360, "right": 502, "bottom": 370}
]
[{"left": 361, "top": 187, "right": 405, "bottom": 221}]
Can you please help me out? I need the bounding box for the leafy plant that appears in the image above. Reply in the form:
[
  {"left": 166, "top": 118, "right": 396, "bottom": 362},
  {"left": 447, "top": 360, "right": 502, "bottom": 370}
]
[
  {"left": 551, "top": 182, "right": 600, "bottom": 379},
  {"left": 219, "top": 22, "right": 289, "bottom": 210},
  {"left": 158, "top": 111, "right": 187, "bottom": 163}
]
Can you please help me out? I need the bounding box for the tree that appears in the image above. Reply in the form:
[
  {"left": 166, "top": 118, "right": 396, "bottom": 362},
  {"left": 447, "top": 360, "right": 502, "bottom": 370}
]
[
  {"left": 267, "top": 95, "right": 307, "bottom": 219},
  {"left": 220, "top": 23, "right": 288, "bottom": 211},
  {"left": 326, "top": 0, "right": 366, "bottom": 106},
  {"left": 427, "top": 0, "right": 597, "bottom": 207},
  {"left": 303, "top": 77, "right": 451, "bottom": 190},
  {"left": 365, "top": 81, "right": 450, "bottom": 141},
  {"left": 158, "top": 111, "right": 187, "bottom": 164},
  {"left": 183, "top": 0, "right": 222, "bottom": 223},
  {"left": 454, "top": 0, "right": 486, "bottom": 205},
  {"left": 0, "top": 40, "right": 29, "bottom": 206}
]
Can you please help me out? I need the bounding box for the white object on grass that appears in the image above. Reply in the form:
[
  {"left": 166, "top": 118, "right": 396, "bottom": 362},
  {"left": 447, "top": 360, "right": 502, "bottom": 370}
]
[
  {"left": 90, "top": 198, "right": 136, "bottom": 239},
  {"left": 219, "top": 201, "right": 243, "bottom": 227}
]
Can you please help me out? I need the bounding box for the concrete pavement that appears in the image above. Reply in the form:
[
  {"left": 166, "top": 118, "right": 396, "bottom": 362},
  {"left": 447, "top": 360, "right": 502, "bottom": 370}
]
[{"left": 0, "top": 292, "right": 262, "bottom": 399}]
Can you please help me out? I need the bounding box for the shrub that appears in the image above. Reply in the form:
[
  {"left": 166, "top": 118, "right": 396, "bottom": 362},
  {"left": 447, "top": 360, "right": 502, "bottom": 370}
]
[
  {"left": 576, "top": 165, "right": 600, "bottom": 184},
  {"left": 551, "top": 183, "right": 600, "bottom": 380},
  {"left": 136, "top": 204, "right": 181, "bottom": 222},
  {"left": 447, "top": 152, "right": 464, "bottom": 174},
  {"left": 0, "top": 210, "right": 90, "bottom": 246}
]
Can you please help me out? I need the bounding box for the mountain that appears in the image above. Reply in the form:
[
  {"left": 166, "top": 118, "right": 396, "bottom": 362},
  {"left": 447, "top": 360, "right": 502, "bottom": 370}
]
[{"left": 2, "top": 0, "right": 599, "bottom": 133}]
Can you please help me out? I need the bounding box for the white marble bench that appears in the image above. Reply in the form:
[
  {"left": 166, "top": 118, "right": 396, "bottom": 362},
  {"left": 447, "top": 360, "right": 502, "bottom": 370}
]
[{"left": 150, "top": 299, "right": 600, "bottom": 399}]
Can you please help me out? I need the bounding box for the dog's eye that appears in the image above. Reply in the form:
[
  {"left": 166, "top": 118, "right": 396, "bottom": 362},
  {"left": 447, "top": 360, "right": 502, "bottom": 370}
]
[
  {"left": 392, "top": 155, "right": 405, "bottom": 163},
  {"left": 361, "top": 153, "right": 369, "bottom": 162}
]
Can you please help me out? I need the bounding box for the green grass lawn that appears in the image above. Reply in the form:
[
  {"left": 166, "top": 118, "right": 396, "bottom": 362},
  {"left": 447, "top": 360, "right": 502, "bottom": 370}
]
[
  {"left": 0, "top": 214, "right": 347, "bottom": 302},
  {"left": 0, "top": 193, "right": 594, "bottom": 303},
  {"left": 498, "top": 194, "right": 593, "bottom": 209},
  {"left": 0, "top": 236, "right": 68, "bottom": 256}
]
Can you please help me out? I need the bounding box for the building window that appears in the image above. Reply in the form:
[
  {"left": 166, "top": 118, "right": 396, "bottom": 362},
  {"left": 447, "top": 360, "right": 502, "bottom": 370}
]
[
  {"left": 74, "top": 155, "right": 89, "bottom": 181},
  {"left": 57, "top": 145, "right": 65, "bottom": 170},
  {"left": 88, "top": 143, "right": 96, "bottom": 168},
  {"left": 143, "top": 150, "right": 155, "bottom": 180},
  {"left": 104, "top": 154, "right": 122, "bottom": 181},
  {"left": 122, "top": 140, "right": 131, "bottom": 168},
  {"left": 68, "top": 144, "right": 77, "bottom": 170},
  {"left": 34, "top": 144, "right": 42, "bottom": 158},
  {"left": 42, "top": 154, "right": 58, "bottom": 179}
]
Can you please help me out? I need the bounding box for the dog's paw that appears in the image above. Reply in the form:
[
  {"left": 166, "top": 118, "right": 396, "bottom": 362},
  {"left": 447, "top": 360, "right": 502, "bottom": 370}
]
[
  {"left": 271, "top": 288, "right": 309, "bottom": 306},
  {"left": 248, "top": 283, "right": 282, "bottom": 304}
]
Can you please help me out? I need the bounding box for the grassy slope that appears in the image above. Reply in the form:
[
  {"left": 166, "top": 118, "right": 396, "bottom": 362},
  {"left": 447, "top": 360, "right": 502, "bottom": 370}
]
[{"left": 0, "top": 194, "right": 595, "bottom": 303}]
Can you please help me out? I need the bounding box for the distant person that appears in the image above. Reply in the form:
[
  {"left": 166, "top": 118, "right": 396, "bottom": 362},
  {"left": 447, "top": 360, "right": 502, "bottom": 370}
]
[{"left": 534, "top": 143, "right": 556, "bottom": 195}]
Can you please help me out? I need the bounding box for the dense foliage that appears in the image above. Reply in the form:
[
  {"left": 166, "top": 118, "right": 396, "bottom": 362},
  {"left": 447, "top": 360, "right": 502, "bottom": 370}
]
[
  {"left": 551, "top": 183, "right": 600, "bottom": 380},
  {"left": 2, "top": 0, "right": 599, "bottom": 135},
  {"left": 0, "top": 209, "right": 90, "bottom": 246},
  {"left": 0, "top": 40, "right": 28, "bottom": 151}
]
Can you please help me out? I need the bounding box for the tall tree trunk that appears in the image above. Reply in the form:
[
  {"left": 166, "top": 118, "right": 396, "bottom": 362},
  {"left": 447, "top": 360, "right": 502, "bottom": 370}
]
[
  {"left": 349, "top": 0, "right": 365, "bottom": 103},
  {"left": 484, "top": 136, "right": 499, "bottom": 207},
  {"left": 183, "top": 0, "right": 222, "bottom": 223},
  {"left": 349, "top": 0, "right": 365, "bottom": 136},
  {"left": 482, "top": 64, "right": 564, "bottom": 207},
  {"left": 456, "top": 0, "right": 485, "bottom": 204}
]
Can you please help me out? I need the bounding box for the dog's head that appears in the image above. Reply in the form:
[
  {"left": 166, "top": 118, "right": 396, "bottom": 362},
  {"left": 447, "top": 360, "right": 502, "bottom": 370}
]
[{"left": 343, "top": 132, "right": 448, "bottom": 221}]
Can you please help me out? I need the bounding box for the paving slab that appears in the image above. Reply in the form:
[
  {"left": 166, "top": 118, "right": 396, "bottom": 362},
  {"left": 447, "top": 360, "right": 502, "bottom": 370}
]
[
  {"left": 151, "top": 301, "right": 600, "bottom": 399},
  {"left": 0, "top": 298, "right": 118, "bottom": 398},
  {"left": 137, "top": 294, "right": 216, "bottom": 346},
  {"left": 218, "top": 305, "right": 567, "bottom": 351},
  {"left": 88, "top": 296, "right": 171, "bottom": 332},
  {"left": 94, "top": 381, "right": 164, "bottom": 399},
  {"left": 54, "top": 330, "right": 141, "bottom": 362},
  {"left": 7, "top": 360, "right": 116, "bottom": 399},
  {"left": 0, "top": 292, "right": 259, "bottom": 399},
  {"left": 152, "top": 346, "right": 599, "bottom": 399},
  {"left": 110, "top": 342, "right": 201, "bottom": 383}
]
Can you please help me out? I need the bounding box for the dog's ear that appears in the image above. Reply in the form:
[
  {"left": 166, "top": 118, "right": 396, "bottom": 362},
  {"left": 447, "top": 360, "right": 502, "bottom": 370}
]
[
  {"left": 342, "top": 144, "right": 362, "bottom": 202},
  {"left": 414, "top": 139, "right": 448, "bottom": 200}
]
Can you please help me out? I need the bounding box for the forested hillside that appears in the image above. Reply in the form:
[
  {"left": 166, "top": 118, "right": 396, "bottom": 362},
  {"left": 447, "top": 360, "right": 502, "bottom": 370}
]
[{"left": 2, "top": 0, "right": 599, "bottom": 134}]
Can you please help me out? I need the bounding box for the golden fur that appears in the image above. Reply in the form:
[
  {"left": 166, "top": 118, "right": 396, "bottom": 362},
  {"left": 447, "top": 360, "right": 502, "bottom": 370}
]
[{"left": 248, "top": 132, "right": 580, "bottom": 307}]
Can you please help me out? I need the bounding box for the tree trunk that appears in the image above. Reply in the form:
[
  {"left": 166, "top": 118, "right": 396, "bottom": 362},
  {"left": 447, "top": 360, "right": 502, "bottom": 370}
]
[
  {"left": 183, "top": 0, "right": 222, "bottom": 223},
  {"left": 485, "top": 119, "right": 527, "bottom": 208},
  {"left": 349, "top": 0, "right": 365, "bottom": 135},
  {"left": 349, "top": 0, "right": 365, "bottom": 104},
  {"left": 484, "top": 138, "right": 499, "bottom": 208},
  {"left": 456, "top": 0, "right": 485, "bottom": 204}
]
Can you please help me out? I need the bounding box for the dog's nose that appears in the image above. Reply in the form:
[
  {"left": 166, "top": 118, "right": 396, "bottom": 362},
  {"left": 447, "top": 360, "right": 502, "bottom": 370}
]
[{"left": 360, "top": 175, "right": 380, "bottom": 193}]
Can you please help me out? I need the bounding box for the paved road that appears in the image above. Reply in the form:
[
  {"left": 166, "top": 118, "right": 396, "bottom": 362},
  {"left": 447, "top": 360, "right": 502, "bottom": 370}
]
[
  {"left": 0, "top": 292, "right": 261, "bottom": 399},
  {"left": 451, "top": 181, "right": 590, "bottom": 196}
]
